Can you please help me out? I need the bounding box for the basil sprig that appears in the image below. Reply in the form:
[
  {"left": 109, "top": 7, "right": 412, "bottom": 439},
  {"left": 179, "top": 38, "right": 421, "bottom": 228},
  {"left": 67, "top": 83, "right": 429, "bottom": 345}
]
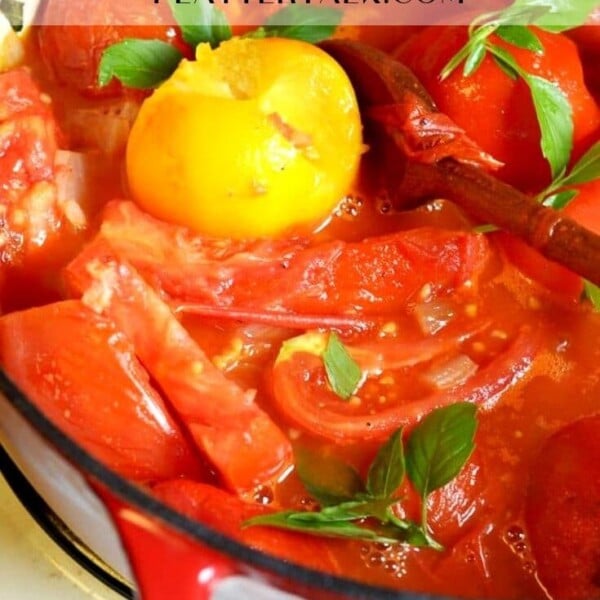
[
  {"left": 440, "top": 1, "right": 597, "bottom": 179},
  {"left": 98, "top": 0, "right": 341, "bottom": 89},
  {"left": 245, "top": 403, "right": 478, "bottom": 549},
  {"left": 248, "top": 5, "right": 343, "bottom": 44}
]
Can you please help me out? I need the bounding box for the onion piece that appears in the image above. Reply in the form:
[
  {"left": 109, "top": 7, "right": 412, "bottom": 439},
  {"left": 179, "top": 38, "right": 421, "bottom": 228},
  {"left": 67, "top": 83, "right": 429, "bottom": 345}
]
[
  {"left": 414, "top": 300, "right": 456, "bottom": 336},
  {"left": 54, "top": 150, "right": 89, "bottom": 229},
  {"left": 65, "top": 99, "right": 140, "bottom": 155},
  {"left": 423, "top": 354, "right": 479, "bottom": 390}
]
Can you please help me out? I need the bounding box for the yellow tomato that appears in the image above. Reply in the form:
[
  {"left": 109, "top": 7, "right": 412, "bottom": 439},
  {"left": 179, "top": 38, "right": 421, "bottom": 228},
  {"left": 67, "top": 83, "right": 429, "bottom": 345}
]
[{"left": 126, "top": 37, "right": 363, "bottom": 238}]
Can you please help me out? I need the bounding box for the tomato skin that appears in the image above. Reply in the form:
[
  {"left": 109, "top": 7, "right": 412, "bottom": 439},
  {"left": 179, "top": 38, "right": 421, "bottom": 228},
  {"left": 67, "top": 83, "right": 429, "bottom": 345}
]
[
  {"left": 152, "top": 479, "right": 343, "bottom": 575},
  {"left": 36, "top": 0, "right": 190, "bottom": 98},
  {"left": 495, "top": 180, "right": 600, "bottom": 299},
  {"left": 564, "top": 180, "right": 600, "bottom": 236},
  {"left": 495, "top": 232, "right": 584, "bottom": 300},
  {"left": 525, "top": 416, "right": 600, "bottom": 600},
  {"left": 396, "top": 27, "right": 600, "bottom": 193},
  {"left": 0, "top": 300, "right": 202, "bottom": 482}
]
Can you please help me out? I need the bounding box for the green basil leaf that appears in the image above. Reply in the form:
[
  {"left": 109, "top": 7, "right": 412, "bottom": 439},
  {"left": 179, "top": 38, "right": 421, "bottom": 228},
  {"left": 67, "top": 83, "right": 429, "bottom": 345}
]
[
  {"left": 262, "top": 6, "right": 342, "bottom": 44},
  {"left": 244, "top": 511, "right": 394, "bottom": 542},
  {"left": 525, "top": 74, "right": 573, "bottom": 179},
  {"left": 98, "top": 39, "right": 183, "bottom": 89},
  {"left": 497, "top": 0, "right": 596, "bottom": 30},
  {"left": 492, "top": 56, "right": 518, "bottom": 80},
  {"left": 473, "top": 223, "right": 499, "bottom": 234},
  {"left": 295, "top": 447, "right": 365, "bottom": 507},
  {"left": 584, "top": 280, "right": 600, "bottom": 311},
  {"left": 406, "top": 403, "right": 477, "bottom": 499},
  {"left": 495, "top": 25, "right": 543, "bottom": 53},
  {"left": 366, "top": 428, "right": 405, "bottom": 499},
  {"left": 542, "top": 189, "right": 578, "bottom": 210},
  {"left": 290, "top": 501, "right": 368, "bottom": 522},
  {"left": 531, "top": 0, "right": 599, "bottom": 31},
  {"left": 561, "top": 141, "right": 600, "bottom": 188},
  {"left": 168, "top": 0, "right": 231, "bottom": 48},
  {"left": 463, "top": 43, "right": 487, "bottom": 77},
  {"left": 323, "top": 332, "right": 363, "bottom": 400}
]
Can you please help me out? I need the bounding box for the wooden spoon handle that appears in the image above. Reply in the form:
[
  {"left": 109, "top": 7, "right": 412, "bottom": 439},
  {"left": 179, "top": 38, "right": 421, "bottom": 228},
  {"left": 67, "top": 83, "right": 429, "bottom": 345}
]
[{"left": 322, "top": 38, "right": 600, "bottom": 287}]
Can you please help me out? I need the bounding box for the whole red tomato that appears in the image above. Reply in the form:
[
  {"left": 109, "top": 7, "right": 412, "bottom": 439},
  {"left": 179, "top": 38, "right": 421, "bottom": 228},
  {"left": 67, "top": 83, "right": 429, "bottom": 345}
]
[
  {"left": 396, "top": 26, "right": 600, "bottom": 193},
  {"left": 36, "top": 0, "right": 190, "bottom": 98}
]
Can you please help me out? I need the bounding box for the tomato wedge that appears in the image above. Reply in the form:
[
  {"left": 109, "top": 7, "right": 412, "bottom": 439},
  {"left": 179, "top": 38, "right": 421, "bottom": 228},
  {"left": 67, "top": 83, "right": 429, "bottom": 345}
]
[
  {"left": 271, "top": 328, "right": 539, "bottom": 443},
  {"left": 84, "top": 200, "right": 489, "bottom": 319},
  {"left": 0, "top": 300, "right": 202, "bottom": 482},
  {"left": 153, "top": 479, "right": 343, "bottom": 575},
  {"left": 68, "top": 240, "right": 293, "bottom": 495},
  {"left": 525, "top": 416, "right": 600, "bottom": 600}
]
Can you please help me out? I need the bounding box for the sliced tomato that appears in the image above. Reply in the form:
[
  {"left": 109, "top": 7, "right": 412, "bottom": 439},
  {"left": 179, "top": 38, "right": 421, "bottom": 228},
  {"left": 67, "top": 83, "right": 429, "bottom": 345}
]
[
  {"left": 67, "top": 240, "right": 293, "bottom": 495},
  {"left": 71, "top": 200, "right": 489, "bottom": 321},
  {"left": 152, "top": 479, "right": 343, "bottom": 575},
  {"left": 0, "top": 300, "right": 202, "bottom": 482},
  {"left": 525, "top": 416, "right": 600, "bottom": 600},
  {"left": 271, "top": 328, "right": 539, "bottom": 443},
  {"left": 36, "top": 0, "right": 190, "bottom": 98}
]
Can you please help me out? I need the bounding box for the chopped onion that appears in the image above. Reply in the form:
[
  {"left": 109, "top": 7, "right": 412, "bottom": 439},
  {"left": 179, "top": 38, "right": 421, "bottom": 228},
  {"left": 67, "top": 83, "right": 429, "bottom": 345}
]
[
  {"left": 66, "top": 99, "right": 140, "bottom": 155},
  {"left": 414, "top": 300, "right": 456, "bottom": 336},
  {"left": 54, "top": 150, "right": 89, "bottom": 229},
  {"left": 423, "top": 354, "right": 479, "bottom": 390}
]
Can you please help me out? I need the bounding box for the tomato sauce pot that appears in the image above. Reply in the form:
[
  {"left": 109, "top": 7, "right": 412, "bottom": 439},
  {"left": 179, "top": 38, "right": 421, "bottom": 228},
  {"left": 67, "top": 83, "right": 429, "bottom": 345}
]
[{"left": 0, "top": 370, "right": 459, "bottom": 600}]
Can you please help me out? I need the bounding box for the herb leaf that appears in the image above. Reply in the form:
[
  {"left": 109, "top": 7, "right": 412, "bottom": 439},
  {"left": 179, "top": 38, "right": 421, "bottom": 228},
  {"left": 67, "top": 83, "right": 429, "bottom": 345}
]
[
  {"left": 584, "top": 280, "right": 600, "bottom": 310},
  {"left": 245, "top": 408, "right": 478, "bottom": 549},
  {"left": 495, "top": 25, "right": 543, "bottom": 52},
  {"left": 366, "top": 428, "right": 405, "bottom": 499},
  {"left": 296, "top": 447, "right": 365, "bottom": 507},
  {"left": 560, "top": 141, "right": 600, "bottom": 188},
  {"left": 526, "top": 74, "right": 573, "bottom": 179},
  {"left": 98, "top": 39, "right": 183, "bottom": 89},
  {"left": 261, "top": 6, "right": 343, "bottom": 44},
  {"left": 323, "top": 333, "right": 363, "bottom": 400},
  {"left": 542, "top": 189, "right": 578, "bottom": 210},
  {"left": 406, "top": 403, "right": 477, "bottom": 498},
  {"left": 168, "top": 0, "right": 231, "bottom": 49},
  {"left": 245, "top": 512, "right": 389, "bottom": 542},
  {"left": 463, "top": 43, "right": 487, "bottom": 77}
]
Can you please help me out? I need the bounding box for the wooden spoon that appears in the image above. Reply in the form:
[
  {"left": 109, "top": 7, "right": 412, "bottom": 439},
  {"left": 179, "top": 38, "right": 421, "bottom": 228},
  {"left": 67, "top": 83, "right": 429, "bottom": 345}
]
[{"left": 321, "top": 39, "right": 600, "bottom": 288}]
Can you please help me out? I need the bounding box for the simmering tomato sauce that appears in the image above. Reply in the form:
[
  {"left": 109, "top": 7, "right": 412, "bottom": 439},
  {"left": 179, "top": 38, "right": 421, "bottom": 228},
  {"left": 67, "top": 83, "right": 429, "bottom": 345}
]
[{"left": 0, "top": 4, "right": 599, "bottom": 599}]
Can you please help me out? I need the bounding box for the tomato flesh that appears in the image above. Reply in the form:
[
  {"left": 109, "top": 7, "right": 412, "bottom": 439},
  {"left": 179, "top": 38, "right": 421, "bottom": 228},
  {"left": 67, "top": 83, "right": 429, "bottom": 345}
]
[{"left": 0, "top": 300, "right": 202, "bottom": 482}]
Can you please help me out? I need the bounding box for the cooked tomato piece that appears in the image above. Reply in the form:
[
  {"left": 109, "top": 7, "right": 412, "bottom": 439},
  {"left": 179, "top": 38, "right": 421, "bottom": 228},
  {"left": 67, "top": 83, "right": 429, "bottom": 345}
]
[
  {"left": 0, "top": 68, "right": 83, "bottom": 263},
  {"left": 270, "top": 327, "right": 540, "bottom": 443},
  {"left": 525, "top": 416, "right": 600, "bottom": 600},
  {"left": 152, "top": 479, "right": 343, "bottom": 575},
  {"left": 35, "top": 0, "right": 190, "bottom": 98},
  {"left": 78, "top": 200, "right": 489, "bottom": 320},
  {"left": 0, "top": 300, "right": 202, "bottom": 482},
  {"left": 67, "top": 240, "right": 293, "bottom": 495},
  {"left": 396, "top": 27, "right": 600, "bottom": 193}
]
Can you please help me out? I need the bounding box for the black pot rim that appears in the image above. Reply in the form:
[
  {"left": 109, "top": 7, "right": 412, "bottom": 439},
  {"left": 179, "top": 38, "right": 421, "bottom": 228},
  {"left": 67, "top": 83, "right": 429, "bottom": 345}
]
[{"left": 0, "top": 368, "right": 460, "bottom": 600}]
